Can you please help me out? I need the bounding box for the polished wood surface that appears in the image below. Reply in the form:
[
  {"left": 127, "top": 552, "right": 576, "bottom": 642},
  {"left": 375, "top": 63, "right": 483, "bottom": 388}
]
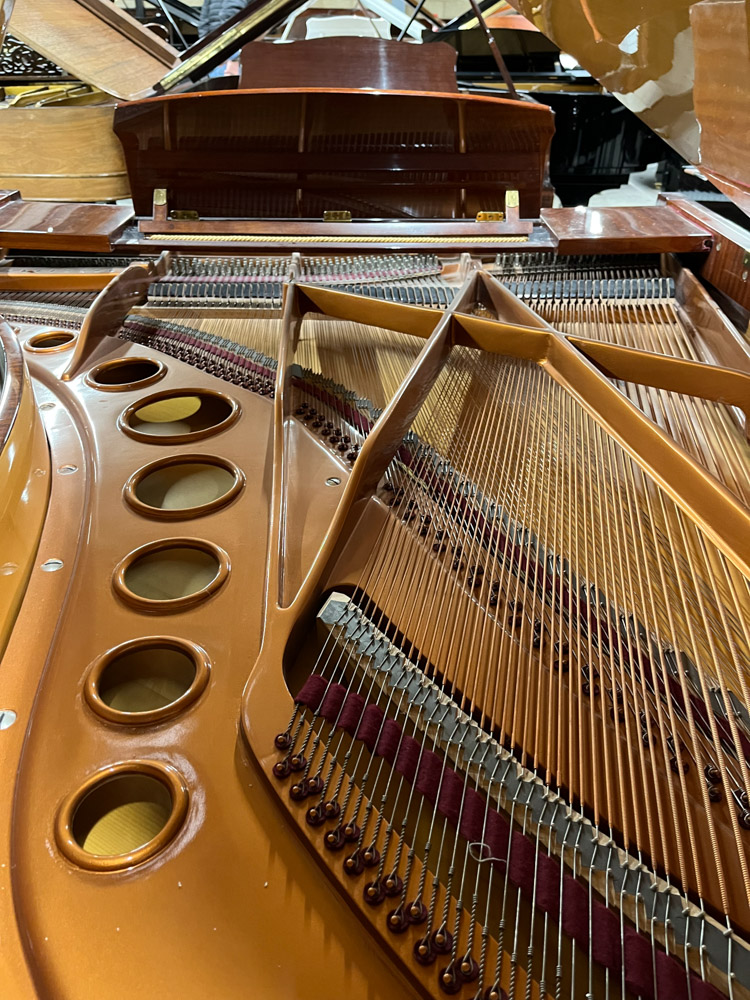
[
  {"left": 0, "top": 326, "right": 407, "bottom": 1000},
  {"left": 0, "top": 320, "right": 50, "bottom": 672},
  {"left": 0, "top": 106, "right": 129, "bottom": 202},
  {"left": 500, "top": 0, "right": 750, "bottom": 217},
  {"left": 1, "top": 242, "right": 749, "bottom": 998},
  {"left": 114, "top": 88, "right": 554, "bottom": 220},
  {"left": 8, "top": 0, "right": 177, "bottom": 99},
  {"left": 0, "top": 319, "right": 23, "bottom": 455},
  {"left": 0, "top": 192, "right": 133, "bottom": 251},
  {"left": 691, "top": 0, "right": 750, "bottom": 216},
  {"left": 242, "top": 273, "right": 750, "bottom": 996},
  {"left": 239, "top": 38, "right": 459, "bottom": 92},
  {"left": 542, "top": 205, "right": 713, "bottom": 254},
  {"left": 0, "top": 271, "right": 119, "bottom": 291},
  {"left": 123, "top": 224, "right": 556, "bottom": 254},
  {"left": 666, "top": 197, "right": 750, "bottom": 321}
]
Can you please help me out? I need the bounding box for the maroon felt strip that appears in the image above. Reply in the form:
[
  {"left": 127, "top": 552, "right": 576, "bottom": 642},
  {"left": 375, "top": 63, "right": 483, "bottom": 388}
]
[
  {"left": 338, "top": 692, "right": 366, "bottom": 735},
  {"left": 591, "top": 902, "right": 622, "bottom": 970},
  {"left": 415, "top": 750, "right": 443, "bottom": 802},
  {"left": 691, "top": 977, "right": 728, "bottom": 1000},
  {"left": 624, "top": 926, "right": 655, "bottom": 1000},
  {"left": 295, "top": 674, "right": 327, "bottom": 712},
  {"left": 438, "top": 768, "right": 466, "bottom": 828},
  {"left": 535, "top": 850, "right": 559, "bottom": 914},
  {"left": 356, "top": 704, "right": 385, "bottom": 752},
  {"left": 562, "top": 875, "right": 590, "bottom": 949},
  {"left": 394, "top": 734, "right": 421, "bottom": 783},
  {"left": 375, "top": 718, "right": 403, "bottom": 764},
  {"left": 292, "top": 675, "right": 728, "bottom": 999},
  {"left": 459, "top": 788, "right": 486, "bottom": 845},
  {"left": 509, "top": 830, "right": 535, "bottom": 896},
  {"left": 484, "top": 808, "right": 510, "bottom": 861},
  {"left": 656, "top": 949, "right": 691, "bottom": 1000},
  {"left": 319, "top": 683, "right": 347, "bottom": 721}
]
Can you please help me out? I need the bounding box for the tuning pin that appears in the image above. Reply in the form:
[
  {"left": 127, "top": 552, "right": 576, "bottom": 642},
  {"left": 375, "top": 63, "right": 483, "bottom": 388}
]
[
  {"left": 483, "top": 984, "right": 508, "bottom": 1000},
  {"left": 507, "top": 600, "right": 524, "bottom": 629},
  {"left": 361, "top": 846, "right": 380, "bottom": 868},
  {"left": 343, "top": 850, "right": 365, "bottom": 876},
  {"left": 431, "top": 925, "right": 453, "bottom": 954},
  {"left": 343, "top": 822, "right": 360, "bottom": 843},
  {"left": 272, "top": 757, "right": 291, "bottom": 779},
  {"left": 459, "top": 953, "right": 479, "bottom": 982},
  {"left": 382, "top": 872, "right": 403, "bottom": 897},
  {"left": 439, "top": 961, "right": 463, "bottom": 995},
  {"left": 386, "top": 904, "right": 410, "bottom": 934},
  {"left": 304, "top": 775, "right": 324, "bottom": 796},
  {"left": 324, "top": 826, "right": 347, "bottom": 851},
  {"left": 531, "top": 618, "right": 544, "bottom": 649},
  {"left": 305, "top": 804, "right": 326, "bottom": 827},
  {"left": 363, "top": 880, "right": 386, "bottom": 906},
  {"left": 323, "top": 800, "right": 341, "bottom": 820},
  {"left": 705, "top": 763, "right": 721, "bottom": 784},
  {"left": 289, "top": 781, "right": 308, "bottom": 801},
  {"left": 553, "top": 641, "right": 570, "bottom": 672},
  {"left": 413, "top": 934, "right": 436, "bottom": 966}
]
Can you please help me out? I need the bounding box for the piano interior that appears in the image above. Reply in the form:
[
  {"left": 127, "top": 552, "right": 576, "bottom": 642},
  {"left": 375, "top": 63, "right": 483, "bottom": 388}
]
[{"left": 1, "top": 3, "right": 750, "bottom": 1000}]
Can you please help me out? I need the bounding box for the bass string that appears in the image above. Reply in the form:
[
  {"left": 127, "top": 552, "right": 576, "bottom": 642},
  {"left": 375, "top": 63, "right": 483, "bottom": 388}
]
[{"left": 276, "top": 320, "right": 750, "bottom": 984}]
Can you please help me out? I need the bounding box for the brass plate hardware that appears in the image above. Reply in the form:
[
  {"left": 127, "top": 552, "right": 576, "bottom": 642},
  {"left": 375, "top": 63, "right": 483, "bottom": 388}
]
[{"left": 323, "top": 211, "right": 353, "bottom": 223}]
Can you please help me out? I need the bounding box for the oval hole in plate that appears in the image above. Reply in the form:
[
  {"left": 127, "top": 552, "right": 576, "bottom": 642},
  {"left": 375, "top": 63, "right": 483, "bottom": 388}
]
[
  {"left": 125, "top": 456, "right": 244, "bottom": 519},
  {"left": 113, "top": 539, "right": 229, "bottom": 612},
  {"left": 119, "top": 390, "right": 239, "bottom": 444},
  {"left": 86, "top": 357, "right": 166, "bottom": 391},
  {"left": 100, "top": 646, "right": 195, "bottom": 712},
  {"left": 25, "top": 329, "right": 76, "bottom": 353},
  {"left": 74, "top": 772, "right": 172, "bottom": 856},
  {"left": 85, "top": 637, "right": 209, "bottom": 724},
  {"left": 56, "top": 761, "right": 189, "bottom": 871}
]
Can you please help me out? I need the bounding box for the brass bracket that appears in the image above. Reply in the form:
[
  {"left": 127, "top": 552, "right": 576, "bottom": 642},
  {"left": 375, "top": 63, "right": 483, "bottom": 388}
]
[
  {"left": 476, "top": 211, "right": 504, "bottom": 223},
  {"left": 152, "top": 188, "right": 168, "bottom": 225},
  {"left": 168, "top": 210, "right": 200, "bottom": 221},
  {"left": 323, "top": 211, "right": 352, "bottom": 223},
  {"left": 152, "top": 189, "right": 199, "bottom": 224}
]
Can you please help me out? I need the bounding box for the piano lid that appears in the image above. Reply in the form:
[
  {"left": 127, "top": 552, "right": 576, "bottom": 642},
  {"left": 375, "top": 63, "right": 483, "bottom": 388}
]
[
  {"left": 5, "top": 0, "right": 179, "bottom": 99},
  {"left": 3, "top": 0, "right": 307, "bottom": 100},
  {"left": 0, "top": 0, "right": 12, "bottom": 52},
  {"left": 491, "top": 0, "right": 750, "bottom": 216}
]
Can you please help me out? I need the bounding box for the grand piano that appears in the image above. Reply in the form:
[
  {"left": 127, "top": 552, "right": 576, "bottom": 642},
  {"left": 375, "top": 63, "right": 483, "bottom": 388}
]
[{"left": 0, "top": 3, "right": 750, "bottom": 1000}]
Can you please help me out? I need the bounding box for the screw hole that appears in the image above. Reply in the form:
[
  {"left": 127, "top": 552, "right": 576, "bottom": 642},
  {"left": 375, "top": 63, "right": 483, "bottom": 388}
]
[{"left": 0, "top": 710, "right": 17, "bottom": 730}]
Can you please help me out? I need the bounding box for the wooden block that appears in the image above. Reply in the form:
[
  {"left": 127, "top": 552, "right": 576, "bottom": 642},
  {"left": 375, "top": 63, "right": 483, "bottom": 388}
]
[
  {"left": 541, "top": 205, "right": 712, "bottom": 255},
  {"left": 0, "top": 198, "right": 134, "bottom": 252}
]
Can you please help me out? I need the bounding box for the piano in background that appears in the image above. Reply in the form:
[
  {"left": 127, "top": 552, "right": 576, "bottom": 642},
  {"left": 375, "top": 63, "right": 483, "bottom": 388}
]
[
  {"left": 1, "top": 0, "right": 728, "bottom": 212},
  {"left": 432, "top": 2, "right": 683, "bottom": 208},
  {"left": 0, "top": 0, "right": 313, "bottom": 201},
  {"left": 1, "top": 3, "right": 750, "bottom": 1000}
]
